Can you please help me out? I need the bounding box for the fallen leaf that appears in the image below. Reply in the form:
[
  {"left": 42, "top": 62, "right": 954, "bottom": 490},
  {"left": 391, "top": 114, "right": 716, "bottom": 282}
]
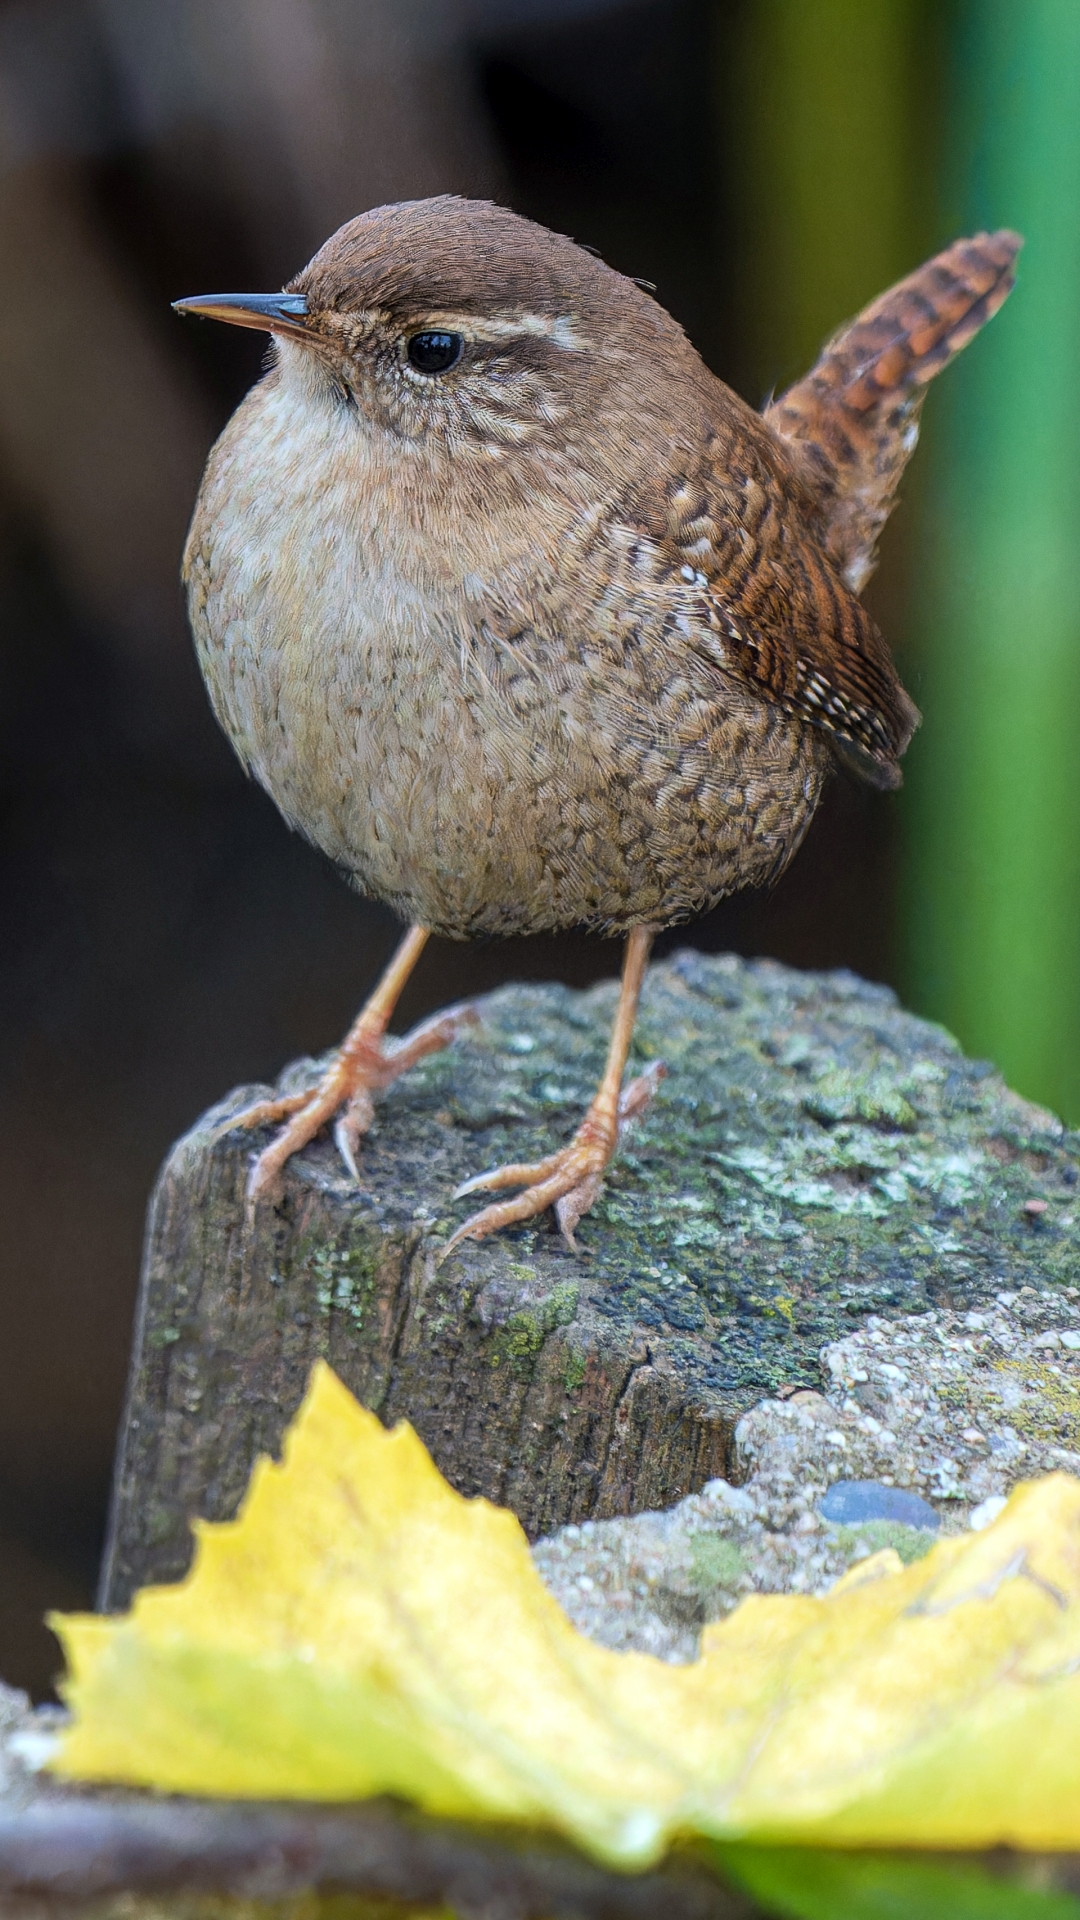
[{"left": 51, "top": 1363, "right": 1080, "bottom": 1866}]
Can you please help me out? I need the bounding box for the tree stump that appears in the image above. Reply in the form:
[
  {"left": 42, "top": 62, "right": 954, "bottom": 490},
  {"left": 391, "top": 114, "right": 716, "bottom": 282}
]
[{"left": 100, "top": 951, "right": 1079, "bottom": 1610}]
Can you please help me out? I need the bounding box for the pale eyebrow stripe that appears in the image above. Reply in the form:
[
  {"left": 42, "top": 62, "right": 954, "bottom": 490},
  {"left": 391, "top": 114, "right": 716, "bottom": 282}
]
[{"left": 394, "top": 311, "right": 588, "bottom": 350}]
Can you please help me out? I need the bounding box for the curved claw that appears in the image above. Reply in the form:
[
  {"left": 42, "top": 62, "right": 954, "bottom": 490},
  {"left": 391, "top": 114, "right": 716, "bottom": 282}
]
[
  {"left": 333, "top": 1084, "right": 375, "bottom": 1183},
  {"left": 619, "top": 1058, "right": 666, "bottom": 1117},
  {"left": 441, "top": 1057, "right": 665, "bottom": 1259},
  {"left": 444, "top": 1158, "right": 601, "bottom": 1256},
  {"left": 244, "top": 1074, "right": 346, "bottom": 1224},
  {"left": 453, "top": 1147, "right": 567, "bottom": 1201},
  {"left": 555, "top": 1170, "right": 605, "bottom": 1250},
  {"left": 244, "top": 997, "right": 480, "bottom": 1219}
]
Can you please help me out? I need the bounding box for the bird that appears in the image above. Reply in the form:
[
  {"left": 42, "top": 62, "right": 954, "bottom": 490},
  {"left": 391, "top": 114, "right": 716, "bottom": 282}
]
[{"left": 175, "top": 198, "right": 1019, "bottom": 1253}]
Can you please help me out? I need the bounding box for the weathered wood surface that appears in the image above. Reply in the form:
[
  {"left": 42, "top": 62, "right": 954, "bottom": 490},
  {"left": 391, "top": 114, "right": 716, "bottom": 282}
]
[
  {"left": 0, "top": 1791, "right": 743, "bottom": 1917},
  {"left": 101, "top": 951, "right": 1080, "bottom": 1610}
]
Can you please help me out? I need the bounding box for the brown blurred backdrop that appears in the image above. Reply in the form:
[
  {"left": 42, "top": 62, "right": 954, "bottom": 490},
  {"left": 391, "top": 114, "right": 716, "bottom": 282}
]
[{"left": 0, "top": 0, "right": 938, "bottom": 1694}]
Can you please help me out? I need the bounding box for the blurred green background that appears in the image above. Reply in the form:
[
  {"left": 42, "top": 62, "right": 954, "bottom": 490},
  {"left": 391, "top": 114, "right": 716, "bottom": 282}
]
[
  {"left": 0, "top": 0, "right": 1077, "bottom": 1694},
  {"left": 734, "top": 0, "right": 1080, "bottom": 1123}
]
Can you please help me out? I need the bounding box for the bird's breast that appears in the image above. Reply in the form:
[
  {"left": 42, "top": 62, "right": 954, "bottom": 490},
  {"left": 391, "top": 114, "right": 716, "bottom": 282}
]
[
  {"left": 184, "top": 378, "right": 570, "bottom": 912},
  {"left": 185, "top": 377, "right": 827, "bottom": 936}
]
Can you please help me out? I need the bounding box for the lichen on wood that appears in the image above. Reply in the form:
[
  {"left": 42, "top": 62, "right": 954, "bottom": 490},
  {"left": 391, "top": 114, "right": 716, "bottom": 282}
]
[{"left": 100, "top": 952, "right": 1080, "bottom": 1611}]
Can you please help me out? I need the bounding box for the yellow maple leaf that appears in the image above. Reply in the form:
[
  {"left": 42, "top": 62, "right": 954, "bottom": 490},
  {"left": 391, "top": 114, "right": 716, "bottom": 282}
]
[{"left": 51, "top": 1363, "right": 1080, "bottom": 1866}]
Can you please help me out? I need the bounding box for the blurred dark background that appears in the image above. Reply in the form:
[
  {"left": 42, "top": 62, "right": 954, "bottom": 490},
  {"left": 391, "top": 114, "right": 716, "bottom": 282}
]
[{"left": 2, "top": 0, "right": 1078, "bottom": 1695}]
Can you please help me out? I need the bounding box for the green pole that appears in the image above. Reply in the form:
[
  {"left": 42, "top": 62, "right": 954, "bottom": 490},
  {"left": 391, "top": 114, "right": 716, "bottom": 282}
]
[
  {"left": 901, "top": 2, "right": 1080, "bottom": 1120},
  {"left": 728, "top": 0, "right": 921, "bottom": 396}
]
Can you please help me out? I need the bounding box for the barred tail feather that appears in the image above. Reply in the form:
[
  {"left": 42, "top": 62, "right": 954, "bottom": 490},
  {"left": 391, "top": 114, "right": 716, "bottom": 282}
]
[{"left": 765, "top": 231, "right": 1022, "bottom": 592}]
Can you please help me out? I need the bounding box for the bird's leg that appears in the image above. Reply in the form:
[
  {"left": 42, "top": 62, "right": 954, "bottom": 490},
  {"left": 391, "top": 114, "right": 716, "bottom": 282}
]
[
  {"left": 234, "top": 924, "right": 477, "bottom": 1212},
  {"left": 446, "top": 925, "right": 663, "bottom": 1254}
]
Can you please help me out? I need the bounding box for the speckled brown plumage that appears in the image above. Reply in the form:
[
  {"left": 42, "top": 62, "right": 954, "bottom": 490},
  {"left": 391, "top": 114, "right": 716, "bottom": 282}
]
[{"left": 176, "top": 199, "right": 1019, "bottom": 1245}]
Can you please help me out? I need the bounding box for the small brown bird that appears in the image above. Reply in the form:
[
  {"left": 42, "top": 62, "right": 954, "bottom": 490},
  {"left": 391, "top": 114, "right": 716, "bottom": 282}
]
[{"left": 176, "top": 199, "right": 1019, "bottom": 1250}]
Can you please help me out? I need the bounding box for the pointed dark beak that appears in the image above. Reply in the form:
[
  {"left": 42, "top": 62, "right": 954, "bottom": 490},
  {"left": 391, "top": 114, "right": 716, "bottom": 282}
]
[{"left": 171, "top": 292, "right": 311, "bottom": 339}]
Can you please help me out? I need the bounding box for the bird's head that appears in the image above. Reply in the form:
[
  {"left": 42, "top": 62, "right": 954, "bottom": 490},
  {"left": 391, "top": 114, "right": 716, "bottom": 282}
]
[{"left": 174, "top": 195, "right": 688, "bottom": 463}]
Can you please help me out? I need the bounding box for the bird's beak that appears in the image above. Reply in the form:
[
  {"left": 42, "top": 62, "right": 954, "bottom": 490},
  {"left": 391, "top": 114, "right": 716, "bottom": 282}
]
[{"left": 172, "top": 292, "right": 311, "bottom": 339}]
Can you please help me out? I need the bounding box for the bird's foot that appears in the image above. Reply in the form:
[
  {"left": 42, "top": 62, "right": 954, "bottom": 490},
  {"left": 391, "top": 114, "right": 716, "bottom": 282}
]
[
  {"left": 445, "top": 1059, "right": 665, "bottom": 1255},
  {"left": 232, "top": 1001, "right": 479, "bottom": 1219}
]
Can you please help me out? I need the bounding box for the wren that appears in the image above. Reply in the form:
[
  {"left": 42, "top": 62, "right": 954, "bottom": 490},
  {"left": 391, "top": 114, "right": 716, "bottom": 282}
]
[{"left": 176, "top": 197, "right": 1019, "bottom": 1250}]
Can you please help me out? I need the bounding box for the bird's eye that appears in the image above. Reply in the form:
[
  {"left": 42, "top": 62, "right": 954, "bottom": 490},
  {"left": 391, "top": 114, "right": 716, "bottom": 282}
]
[{"left": 406, "top": 330, "right": 464, "bottom": 375}]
